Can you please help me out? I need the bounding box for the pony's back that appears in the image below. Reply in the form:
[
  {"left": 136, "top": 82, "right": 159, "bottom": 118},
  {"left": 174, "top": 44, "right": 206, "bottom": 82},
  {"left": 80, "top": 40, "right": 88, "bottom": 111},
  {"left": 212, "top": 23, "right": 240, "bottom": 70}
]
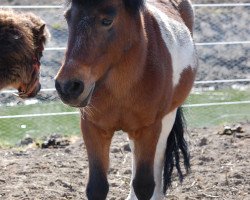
[{"left": 147, "top": 0, "right": 194, "bottom": 34}]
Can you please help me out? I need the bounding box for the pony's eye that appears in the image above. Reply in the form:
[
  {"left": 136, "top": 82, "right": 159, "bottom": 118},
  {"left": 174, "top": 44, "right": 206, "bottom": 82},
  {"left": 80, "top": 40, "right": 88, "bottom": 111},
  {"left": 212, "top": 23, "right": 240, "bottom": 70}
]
[{"left": 101, "top": 18, "right": 113, "bottom": 26}]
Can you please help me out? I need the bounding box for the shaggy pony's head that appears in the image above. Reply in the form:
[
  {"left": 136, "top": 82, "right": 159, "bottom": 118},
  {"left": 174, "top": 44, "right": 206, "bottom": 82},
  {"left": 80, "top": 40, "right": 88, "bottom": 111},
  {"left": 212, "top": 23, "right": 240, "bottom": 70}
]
[{"left": 0, "top": 9, "right": 50, "bottom": 97}]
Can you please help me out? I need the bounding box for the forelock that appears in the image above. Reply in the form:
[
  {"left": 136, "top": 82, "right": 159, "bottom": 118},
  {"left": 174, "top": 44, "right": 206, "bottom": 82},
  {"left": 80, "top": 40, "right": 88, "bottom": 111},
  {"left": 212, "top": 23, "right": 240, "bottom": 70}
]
[
  {"left": 66, "top": 0, "right": 144, "bottom": 12},
  {"left": 123, "top": 0, "right": 145, "bottom": 14},
  {"left": 66, "top": 0, "right": 105, "bottom": 7}
]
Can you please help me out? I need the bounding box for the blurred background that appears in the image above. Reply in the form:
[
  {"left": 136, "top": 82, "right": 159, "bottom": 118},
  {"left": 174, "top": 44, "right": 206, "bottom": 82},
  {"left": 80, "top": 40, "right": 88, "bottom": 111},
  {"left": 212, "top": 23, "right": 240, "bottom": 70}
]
[{"left": 0, "top": 0, "right": 249, "bottom": 146}]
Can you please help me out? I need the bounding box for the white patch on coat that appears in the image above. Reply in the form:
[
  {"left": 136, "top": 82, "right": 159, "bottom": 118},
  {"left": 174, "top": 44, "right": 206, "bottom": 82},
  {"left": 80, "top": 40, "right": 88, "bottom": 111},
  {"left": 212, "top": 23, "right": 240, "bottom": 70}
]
[
  {"left": 147, "top": 3, "right": 197, "bottom": 87},
  {"left": 126, "top": 139, "right": 137, "bottom": 200},
  {"left": 151, "top": 109, "right": 177, "bottom": 199}
]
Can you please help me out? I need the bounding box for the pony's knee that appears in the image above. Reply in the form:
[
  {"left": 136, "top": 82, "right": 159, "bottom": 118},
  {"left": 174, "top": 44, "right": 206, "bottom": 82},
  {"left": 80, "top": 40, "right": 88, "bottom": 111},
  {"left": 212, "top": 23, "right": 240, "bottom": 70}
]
[
  {"left": 132, "top": 165, "right": 155, "bottom": 200},
  {"left": 86, "top": 175, "right": 109, "bottom": 200}
]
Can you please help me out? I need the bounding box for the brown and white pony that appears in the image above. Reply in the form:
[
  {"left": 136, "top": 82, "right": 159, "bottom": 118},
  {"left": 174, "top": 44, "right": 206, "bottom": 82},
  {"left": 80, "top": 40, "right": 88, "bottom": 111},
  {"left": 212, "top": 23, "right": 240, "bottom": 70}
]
[
  {"left": 0, "top": 9, "right": 49, "bottom": 98},
  {"left": 55, "top": 0, "right": 197, "bottom": 199}
]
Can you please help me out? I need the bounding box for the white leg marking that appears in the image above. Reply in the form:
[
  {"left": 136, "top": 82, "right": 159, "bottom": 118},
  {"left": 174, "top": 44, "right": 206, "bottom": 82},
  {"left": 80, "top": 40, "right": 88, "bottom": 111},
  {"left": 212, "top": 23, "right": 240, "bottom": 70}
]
[
  {"left": 126, "top": 140, "right": 138, "bottom": 200},
  {"left": 151, "top": 109, "right": 177, "bottom": 200}
]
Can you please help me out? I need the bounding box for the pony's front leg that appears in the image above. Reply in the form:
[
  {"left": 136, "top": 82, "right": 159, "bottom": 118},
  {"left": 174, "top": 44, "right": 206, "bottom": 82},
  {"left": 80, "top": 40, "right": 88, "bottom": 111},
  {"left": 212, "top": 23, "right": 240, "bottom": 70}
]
[
  {"left": 127, "top": 109, "right": 177, "bottom": 200},
  {"left": 81, "top": 118, "right": 113, "bottom": 200},
  {"left": 127, "top": 122, "right": 161, "bottom": 200}
]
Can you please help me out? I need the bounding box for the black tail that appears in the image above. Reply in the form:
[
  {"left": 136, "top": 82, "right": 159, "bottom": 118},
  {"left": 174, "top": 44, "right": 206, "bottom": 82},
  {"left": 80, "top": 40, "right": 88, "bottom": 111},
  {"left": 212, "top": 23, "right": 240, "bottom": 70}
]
[{"left": 163, "top": 107, "right": 190, "bottom": 193}]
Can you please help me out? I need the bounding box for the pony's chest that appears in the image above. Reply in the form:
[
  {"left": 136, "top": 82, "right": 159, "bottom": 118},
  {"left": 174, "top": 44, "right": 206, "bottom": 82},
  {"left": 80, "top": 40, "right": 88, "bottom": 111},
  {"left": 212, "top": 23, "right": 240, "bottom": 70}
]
[
  {"left": 119, "top": 107, "right": 157, "bottom": 132},
  {"left": 88, "top": 104, "right": 157, "bottom": 132}
]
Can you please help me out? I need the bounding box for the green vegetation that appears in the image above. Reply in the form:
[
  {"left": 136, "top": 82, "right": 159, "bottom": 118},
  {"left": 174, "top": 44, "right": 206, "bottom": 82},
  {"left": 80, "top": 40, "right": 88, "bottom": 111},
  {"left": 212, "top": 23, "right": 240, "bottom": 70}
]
[
  {"left": 0, "top": 89, "right": 249, "bottom": 146},
  {"left": 0, "top": 102, "right": 80, "bottom": 146},
  {"left": 187, "top": 89, "right": 250, "bottom": 104},
  {"left": 184, "top": 89, "right": 250, "bottom": 127},
  {"left": 51, "top": 23, "right": 63, "bottom": 30}
]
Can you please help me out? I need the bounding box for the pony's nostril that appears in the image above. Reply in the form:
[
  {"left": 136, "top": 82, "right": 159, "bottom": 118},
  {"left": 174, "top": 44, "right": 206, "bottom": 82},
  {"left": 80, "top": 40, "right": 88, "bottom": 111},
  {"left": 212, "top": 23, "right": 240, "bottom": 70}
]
[
  {"left": 70, "top": 81, "right": 81, "bottom": 92},
  {"left": 55, "top": 79, "right": 84, "bottom": 98},
  {"left": 64, "top": 80, "right": 84, "bottom": 97}
]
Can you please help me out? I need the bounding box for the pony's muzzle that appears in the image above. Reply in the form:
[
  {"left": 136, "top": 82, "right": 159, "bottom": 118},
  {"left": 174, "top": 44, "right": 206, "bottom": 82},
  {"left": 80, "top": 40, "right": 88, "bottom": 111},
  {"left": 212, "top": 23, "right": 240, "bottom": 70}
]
[
  {"left": 17, "top": 81, "right": 41, "bottom": 99},
  {"left": 27, "top": 82, "right": 41, "bottom": 98}
]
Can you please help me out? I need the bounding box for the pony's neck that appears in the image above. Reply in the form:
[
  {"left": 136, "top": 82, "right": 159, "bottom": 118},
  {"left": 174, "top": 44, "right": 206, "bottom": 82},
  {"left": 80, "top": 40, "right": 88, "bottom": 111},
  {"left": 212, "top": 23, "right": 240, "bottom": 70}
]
[{"left": 105, "top": 14, "right": 147, "bottom": 98}]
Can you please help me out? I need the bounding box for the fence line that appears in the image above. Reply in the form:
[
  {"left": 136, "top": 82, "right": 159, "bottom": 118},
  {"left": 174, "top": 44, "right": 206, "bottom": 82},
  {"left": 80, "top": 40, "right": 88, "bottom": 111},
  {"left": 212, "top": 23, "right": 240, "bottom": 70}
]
[
  {"left": 1, "top": 88, "right": 57, "bottom": 94},
  {"left": 192, "top": 3, "right": 250, "bottom": 7},
  {"left": 195, "top": 79, "right": 250, "bottom": 84},
  {"left": 1, "top": 79, "right": 250, "bottom": 94},
  {"left": 195, "top": 41, "right": 250, "bottom": 46},
  {"left": 0, "top": 112, "right": 79, "bottom": 119},
  {"left": 1, "top": 100, "right": 250, "bottom": 119},
  {"left": 0, "top": 5, "right": 63, "bottom": 9},
  {"left": 44, "top": 41, "right": 250, "bottom": 52},
  {"left": 183, "top": 101, "right": 250, "bottom": 108},
  {"left": 1, "top": 4, "right": 249, "bottom": 49},
  {"left": 1, "top": 3, "right": 250, "bottom": 9},
  {"left": 45, "top": 47, "right": 66, "bottom": 51}
]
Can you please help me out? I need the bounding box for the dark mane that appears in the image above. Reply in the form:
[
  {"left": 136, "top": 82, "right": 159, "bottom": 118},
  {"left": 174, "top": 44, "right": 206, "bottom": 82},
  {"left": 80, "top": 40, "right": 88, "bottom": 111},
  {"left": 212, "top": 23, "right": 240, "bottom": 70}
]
[
  {"left": 66, "top": 0, "right": 144, "bottom": 13},
  {"left": 123, "top": 0, "right": 145, "bottom": 14},
  {"left": 67, "top": 0, "right": 105, "bottom": 6}
]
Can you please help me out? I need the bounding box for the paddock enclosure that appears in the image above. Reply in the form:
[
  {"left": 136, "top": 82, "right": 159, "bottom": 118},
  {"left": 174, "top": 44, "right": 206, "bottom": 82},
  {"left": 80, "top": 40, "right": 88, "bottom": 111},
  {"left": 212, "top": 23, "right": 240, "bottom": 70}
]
[{"left": 0, "top": 0, "right": 250, "bottom": 199}]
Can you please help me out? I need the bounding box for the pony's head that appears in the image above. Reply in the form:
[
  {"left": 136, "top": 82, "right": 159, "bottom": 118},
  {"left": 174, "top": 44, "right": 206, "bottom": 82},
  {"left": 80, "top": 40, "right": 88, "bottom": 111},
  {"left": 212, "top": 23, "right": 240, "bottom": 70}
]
[{"left": 55, "top": 0, "right": 144, "bottom": 107}]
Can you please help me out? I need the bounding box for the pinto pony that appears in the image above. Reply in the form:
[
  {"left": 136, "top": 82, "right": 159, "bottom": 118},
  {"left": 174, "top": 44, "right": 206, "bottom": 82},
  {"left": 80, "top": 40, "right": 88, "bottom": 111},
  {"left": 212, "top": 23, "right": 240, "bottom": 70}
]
[
  {"left": 0, "top": 9, "right": 49, "bottom": 98},
  {"left": 56, "top": 0, "right": 197, "bottom": 199}
]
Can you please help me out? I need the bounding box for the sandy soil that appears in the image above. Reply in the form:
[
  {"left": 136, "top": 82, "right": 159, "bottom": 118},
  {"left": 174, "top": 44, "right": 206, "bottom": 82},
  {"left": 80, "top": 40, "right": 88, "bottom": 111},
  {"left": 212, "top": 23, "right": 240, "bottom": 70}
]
[{"left": 0, "top": 123, "right": 249, "bottom": 200}]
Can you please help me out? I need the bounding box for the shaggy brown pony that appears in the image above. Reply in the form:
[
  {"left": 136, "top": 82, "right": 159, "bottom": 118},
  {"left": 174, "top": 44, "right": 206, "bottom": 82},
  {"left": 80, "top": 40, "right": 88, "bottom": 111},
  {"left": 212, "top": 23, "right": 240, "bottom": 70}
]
[{"left": 0, "top": 9, "right": 49, "bottom": 98}]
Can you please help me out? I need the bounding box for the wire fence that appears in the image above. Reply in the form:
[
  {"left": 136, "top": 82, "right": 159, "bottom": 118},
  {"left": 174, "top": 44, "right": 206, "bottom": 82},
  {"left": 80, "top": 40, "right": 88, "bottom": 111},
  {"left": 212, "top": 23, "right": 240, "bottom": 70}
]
[{"left": 0, "top": 2, "right": 249, "bottom": 144}]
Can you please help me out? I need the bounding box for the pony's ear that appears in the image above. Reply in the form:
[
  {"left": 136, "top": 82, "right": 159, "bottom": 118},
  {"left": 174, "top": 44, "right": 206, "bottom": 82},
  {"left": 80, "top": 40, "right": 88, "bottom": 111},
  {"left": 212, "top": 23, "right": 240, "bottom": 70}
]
[
  {"left": 36, "top": 24, "right": 50, "bottom": 52},
  {"left": 123, "top": 0, "right": 144, "bottom": 14},
  {"left": 38, "top": 24, "right": 50, "bottom": 45},
  {"left": 38, "top": 24, "right": 46, "bottom": 35}
]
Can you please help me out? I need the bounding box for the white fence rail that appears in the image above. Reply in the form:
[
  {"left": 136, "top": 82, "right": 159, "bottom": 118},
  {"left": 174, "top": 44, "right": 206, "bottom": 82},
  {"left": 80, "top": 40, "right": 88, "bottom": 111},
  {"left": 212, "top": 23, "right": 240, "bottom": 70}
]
[
  {"left": 45, "top": 41, "right": 250, "bottom": 51},
  {"left": 195, "top": 41, "right": 250, "bottom": 46},
  {"left": 45, "top": 42, "right": 250, "bottom": 52},
  {"left": 193, "top": 3, "right": 250, "bottom": 7},
  {"left": 194, "top": 79, "right": 250, "bottom": 84},
  {"left": 0, "top": 112, "right": 79, "bottom": 119},
  {"left": 1, "top": 101, "right": 250, "bottom": 119},
  {"left": 1, "top": 3, "right": 250, "bottom": 9},
  {"left": 1, "top": 79, "right": 250, "bottom": 94}
]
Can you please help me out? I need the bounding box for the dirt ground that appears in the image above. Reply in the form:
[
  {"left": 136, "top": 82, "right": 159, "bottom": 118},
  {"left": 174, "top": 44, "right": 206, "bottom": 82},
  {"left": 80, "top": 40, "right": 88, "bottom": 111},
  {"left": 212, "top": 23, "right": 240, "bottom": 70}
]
[{"left": 0, "top": 123, "right": 249, "bottom": 200}]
